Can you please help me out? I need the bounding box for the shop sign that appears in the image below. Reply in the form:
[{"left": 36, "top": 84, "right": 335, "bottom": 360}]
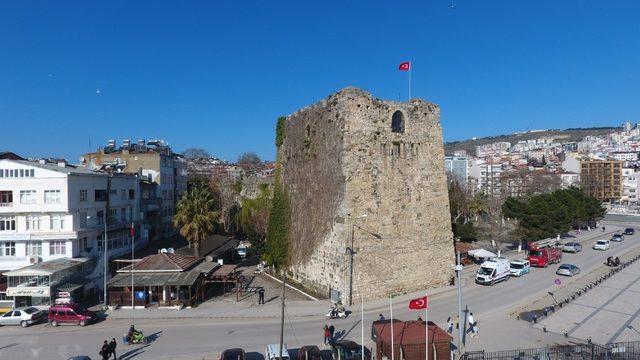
[{"left": 6, "top": 287, "right": 50, "bottom": 297}]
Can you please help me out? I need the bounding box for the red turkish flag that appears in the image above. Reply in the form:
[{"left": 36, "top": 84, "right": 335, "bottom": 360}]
[
  {"left": 408, "top": 295, "right": 428, "bottom": 310},
  {"left": 398, "top": 61, "right": 411, "bottom": 71},
  {"left": 130, "top": 223, "right": 135, "bottom": 237}
]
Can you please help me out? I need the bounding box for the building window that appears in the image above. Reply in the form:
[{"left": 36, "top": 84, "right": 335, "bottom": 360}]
[
  {"left": 121, "top": 189, "right": 127, "bottom": 200},
  {"left": 0, "top": 216, "right": 16, "bottom": 231},
  {"left": 129, "top": 189, "right": 135, "bottom": 200},
  {"left": 30, "top": 169, "right": 34, "bottom": 177},
  {"left": 109, "top": 209, "right": 117, "bottom": 224},
  {"left": 391, "top": 110, "right": 405, "bottom": 133},
  {"left": 0, "top": 242, "right": 16, "bottom": 256},
  {"left": 97, "top": 210, "right": 104, "bottom": 225},
  {"left": 79, "top": 237, "right": 89, "bottom": 252},
  {"left": 79, "top": 211, "right": 87, "bottom": 228},
  {"left": 0, "top": 191, "right": 13, "bottom": 206},
  {"left": 80, "top": 190, "right": 88, "bottom": 202},
  {"left": 50, "top": 214, "right": 65, "bottom": 230},
  {"left": 97, "top": 238, "right": 103, "bottom": 252},
  {"left": 95, "top": 189, "right": 108, "bottom": 202},
  {"left": 44, "top": 190, "right": 61, "bottom": 204},
  {"left": 20, "top": 190, "right": 37, "bottom": 204},
  {"left": 109, "top": 189, "right": 118, "bottom": 197},
  {"left": 121, "top": 208, "right": 126, "bottom": 223},
  {"left": 49, "top": 241, "right": 66, "bottom": 255},
  {"left": 26, "top": 214, "right": 41, "bottom": 230},
  {"left": 26, "top": 241, "right": 42, "bottom": 256}
]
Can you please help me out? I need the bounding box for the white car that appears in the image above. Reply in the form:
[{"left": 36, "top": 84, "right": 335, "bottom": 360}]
[
  {"left": 593, "top": 240, "right": 610, "bottom": 251},
  {"left": 265, "top": 344, "right": 290, "bottom": 360},
  {"left": 0, "top": 307, "right": 45, "bottom": 327}
]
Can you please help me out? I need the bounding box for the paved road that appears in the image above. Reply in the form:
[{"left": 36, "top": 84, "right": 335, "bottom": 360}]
[{"left": 1, "top": 223, "right": 639, "bottom": 359}]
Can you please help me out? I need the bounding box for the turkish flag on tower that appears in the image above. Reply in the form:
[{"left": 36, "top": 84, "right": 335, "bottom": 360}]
[
  {"left": 398, "top": 61, "right": 411, "bottom": 71},
  {"left": 408, "top": 295, "right": 428, "bottom": 310}
]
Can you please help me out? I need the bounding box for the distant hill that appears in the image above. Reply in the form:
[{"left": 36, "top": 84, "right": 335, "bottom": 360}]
[{"left": 444, "top": 127, "right": 620, "bottom": 155}]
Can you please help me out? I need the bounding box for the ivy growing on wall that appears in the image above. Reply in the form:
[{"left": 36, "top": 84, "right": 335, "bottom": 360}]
[{"left": 265, "top": 115, "right": 290, "bottom": 270}]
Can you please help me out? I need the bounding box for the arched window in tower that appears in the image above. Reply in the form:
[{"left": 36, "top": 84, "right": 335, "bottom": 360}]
[{"left": 391, "top": 111, "right": 405, "bottom": 133}]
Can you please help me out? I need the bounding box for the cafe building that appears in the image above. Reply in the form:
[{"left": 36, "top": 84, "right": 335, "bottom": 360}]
[
  {"left": 2, "top": 257, "right": 88, "bottom": 309},
  {"left": 107, "top": 252, "right": 218, "bottom": 308}
]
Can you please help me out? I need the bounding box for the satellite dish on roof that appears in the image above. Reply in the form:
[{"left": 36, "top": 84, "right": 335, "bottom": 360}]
[
  {"left": 160, "top": 248, "right": 168, "bottom": 253},
  {"left": 205, "top": 255, "right": 213, "bottom": 262},
  {"left": 167, "top": 248, "right": 175, "bottom": 254}
]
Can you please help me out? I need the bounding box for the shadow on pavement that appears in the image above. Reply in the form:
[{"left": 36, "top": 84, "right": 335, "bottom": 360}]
[
  {"left": 146, "top": 331, "right": 163, "bottom": 344},
  {"left": 0, "top": 343, "right": 18, "bottom": 351},
  {"left": 119, "top": 344, "right": 150, "bottom": 360}
]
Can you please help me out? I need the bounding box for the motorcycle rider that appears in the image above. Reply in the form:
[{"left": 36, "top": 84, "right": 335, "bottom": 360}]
[{"left": 127, "top": 325, "right": 143, "bottom": 343}]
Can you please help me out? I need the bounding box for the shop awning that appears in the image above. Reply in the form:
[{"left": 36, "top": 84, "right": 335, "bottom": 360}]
[{"left": 108, "top": 261, "right": 219, "bottom": 288}]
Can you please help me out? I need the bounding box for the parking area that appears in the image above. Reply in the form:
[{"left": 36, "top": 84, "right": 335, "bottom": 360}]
[{"left": 536, "top": 259, "right": 640, "bottom": 344}]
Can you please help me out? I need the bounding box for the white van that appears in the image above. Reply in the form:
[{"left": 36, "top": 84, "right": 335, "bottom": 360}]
[
  {"left": 475, "top": 257, "right": 511, "bottom": 285},
  {"left": 509, "top": 259, "right": 530, "bottom": 277},
  {"left": 265, "top": 344, "right": 290, "bottom": 360}
]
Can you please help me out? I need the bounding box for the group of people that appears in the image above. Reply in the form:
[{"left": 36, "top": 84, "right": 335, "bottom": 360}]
[
  {"left": 607, "top": 256, "right": 621, "bottom": 267},
  {"left": 445, "top": 312, "right": 479, "bottom": 338},
  {"left": 322, "top": 324, "right": 336, "bottom": 345},
  {"left": 99, "top": 338, "right": 117, "bottom": 360}
]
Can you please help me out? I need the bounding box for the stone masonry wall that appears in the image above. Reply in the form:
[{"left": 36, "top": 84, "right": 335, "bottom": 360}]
[{"left": 281, "top": 87, "right": 455, "bottom": 301}]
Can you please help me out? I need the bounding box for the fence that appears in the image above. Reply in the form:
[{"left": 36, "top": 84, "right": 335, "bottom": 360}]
[{"left": 461, "top": 341, "right": 640, "bottom": 360}]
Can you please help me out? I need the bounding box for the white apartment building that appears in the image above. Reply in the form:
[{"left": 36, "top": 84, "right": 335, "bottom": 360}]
[
  {"left": 470, "top": 159, "right": 503, "bottom": 195},
  {"left": 560, "top": 172, "right": 580, "bottom": 189},
  {"left": 622, "top": 168, "right": 640, "bottom": 204},
  {"left": 0, "top": 159, "right": 144, "bottom": 273},
  {"left": 612, "top": 151, "right": 639, "bottom": 162}
]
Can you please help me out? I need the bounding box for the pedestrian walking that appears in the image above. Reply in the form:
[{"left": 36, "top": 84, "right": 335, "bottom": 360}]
[
  {"left": 328, "top": 324, "right": 335, "bottom": 344},
  {"left": 109, "top": 338, "right": 117, "bottom": 359},
  {"left": 467, "top": 312, "right": 475, "bottom": 333},
  {"left": 323, "top": 325, "right": 330, "bottom": 345},
  {"left": 100, "top": 340, "right": 110, "bottom": 360},
  {"left": 455, "top": 315, "right": 459, "bottom": 330},
  {"left": 378, "top": 313, "right": 385, "bottom": 321},
  {"left": 446, "top": 317, "right": 453, "bottom": 334},
  {"left": 417, "top": 315, "right": 423, "bottom": 322},
  {"left": 258, "top": 287, "right": 265, "bottom": 305}
]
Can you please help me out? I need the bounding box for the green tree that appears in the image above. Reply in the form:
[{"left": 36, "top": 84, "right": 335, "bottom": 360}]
[
  {"left": 238, "top": 184, "right": 272, "bottom": 253},
  {"left": 173, "top": 187, "right": 220, "bottom": 257}
]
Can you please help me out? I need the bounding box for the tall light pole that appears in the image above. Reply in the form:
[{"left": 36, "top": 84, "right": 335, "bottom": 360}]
[
  {"left": 348, "top": 214, "right": 368, "bottom": 306},
  {"left": 103, "top": 206, "right": 108, "bottom": 309},
  {"left": 455, "top": 250, "right": 464, "bottom": 353}
]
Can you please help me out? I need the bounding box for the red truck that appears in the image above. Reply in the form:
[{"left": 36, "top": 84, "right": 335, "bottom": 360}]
[{"left": 528, "top": 239, "right": 562, "bottom": 267}]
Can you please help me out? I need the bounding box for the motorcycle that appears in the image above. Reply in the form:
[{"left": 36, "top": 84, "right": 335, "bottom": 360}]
[
  {"left": 326, "top": 305, "right": 348, "bottom": 319},
  {"left": 124, "top": 329, "right": 147, "bottom": 345}
]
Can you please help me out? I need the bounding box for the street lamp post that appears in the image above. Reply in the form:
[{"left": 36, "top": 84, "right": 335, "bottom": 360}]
[
  {"left": 455, "top": 250, "right": 464, "bottom": 353},
  {"left": 103, "top": 208, "right": 108, "bottom": 309},
  {"left": 348, "top": 214, "right": 368, "bottom": 307}
]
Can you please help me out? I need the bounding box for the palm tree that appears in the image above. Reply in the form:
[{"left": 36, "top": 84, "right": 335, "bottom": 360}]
[{"left": 173, "top": 187, "right": 220, "bottom": 257}]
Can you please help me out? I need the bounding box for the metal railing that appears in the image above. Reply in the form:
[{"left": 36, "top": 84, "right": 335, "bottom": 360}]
[{"left": 462, "top": 341, "right": 640, "bottom": 360}]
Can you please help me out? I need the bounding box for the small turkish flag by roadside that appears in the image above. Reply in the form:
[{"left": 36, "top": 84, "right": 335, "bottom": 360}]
[
  {"left": 398, "top": 61, "right": 411, "bottom": 71},
  {"left": 408, "top": 295, "right": 428, "bottom": 310},
  {"left": 130, "top": 223, "right": 135, "bottom": 237}
]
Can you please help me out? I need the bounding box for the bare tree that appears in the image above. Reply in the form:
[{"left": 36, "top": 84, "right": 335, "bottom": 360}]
[
  {"left": 181, "top": 147, "right": 211, "bottom": 159},
  {"left": 475, "top": 194, "right": 517, "bottom": 255},
  {"left": 209, "top": 171, "right": 241, "bottom": 233}
]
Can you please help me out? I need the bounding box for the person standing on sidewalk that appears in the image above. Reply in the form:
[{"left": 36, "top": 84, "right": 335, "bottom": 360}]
[
  {"left": 258, "top": 287, "right": 265, "bottom": 305},
  {"left": 108, "top": 338, "right": 117, "bottom": 359},
  {"left": 323, "top": 325, "right": 330, "bottom": 345},
  {"left": 328, "top": 324, "right": 335, "bottom": 344},
  {"left": 446, "top": 317, "right": 453, "bottom": 334}
]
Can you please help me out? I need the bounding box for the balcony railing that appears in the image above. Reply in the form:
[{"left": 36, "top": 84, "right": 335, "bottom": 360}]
[{"left": 0, "top": 203, "right": 13, "bottom": 207}]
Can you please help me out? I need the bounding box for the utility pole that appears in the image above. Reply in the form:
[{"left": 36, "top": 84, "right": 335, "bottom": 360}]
[
  {"left": 348, "top": 214, "right": 368, "bottom": 306},
  {"left": 456, "top": 250, "right": 464, "bottom": 354},
  {"left": 103, "top": 174, "right": 111, "bottom": 309},
  {"left": 279, "top": 270, "right": 286, "bottom": 360}
]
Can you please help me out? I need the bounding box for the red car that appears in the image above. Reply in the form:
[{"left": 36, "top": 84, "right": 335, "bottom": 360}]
[{"left": 48, "top": 304, "right": 96, "bottom": 327}]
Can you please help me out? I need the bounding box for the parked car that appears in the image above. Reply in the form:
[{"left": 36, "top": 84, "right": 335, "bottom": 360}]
[
  {"left": 297, "top": 346, "right": 322, "bottom": 360},
  {"left": 593, "top": 240, "right": 610, "bottom": 251},
  {"left": 220, "top": 348, "right": 245, "bottom": 360},
  {"left": 562, "top": 242, "right": 583, "bottom": 253},
  {"left": 475, "top": 257, "right": 511, "bottom": 285},
  {"left": 556, "top": 264, "right": 581, "bottom": 277},
  {"left": 611, "top": 234, "right": 624, "bottom": 242},
  {"left": 48, "top": 304, "right": 97, "bottom": 327},
  {"left": 0, "top": 307, "right": 45, "bottom": 327},
  {"left": 266, "top": 344, "right": 290, "bottom": 360},
  {"left": 331, "top": 340, "right": 370, "bottom": 360},
  {"left": 624, "top": 228, "right": 635, "bottom": 235},
  {"left": 509, "top": 259, "right": 530, "bottom": 277}
]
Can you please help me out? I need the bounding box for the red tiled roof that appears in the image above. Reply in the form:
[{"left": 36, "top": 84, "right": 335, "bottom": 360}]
[
  {"left": 119, "top": 253, "right": 201, "bottom": 273},
  {"left": 373, "top": 320, "right": 453, "bottom": 344}
]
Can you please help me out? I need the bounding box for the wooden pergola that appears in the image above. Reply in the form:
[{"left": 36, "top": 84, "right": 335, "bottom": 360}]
[{"left": 204, "top": 265, "right": 245, "bottom": 301}]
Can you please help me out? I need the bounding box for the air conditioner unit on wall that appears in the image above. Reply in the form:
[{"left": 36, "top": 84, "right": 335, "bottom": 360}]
[{"left": 29, "top": 256, "right": 42, "bottom": 264}]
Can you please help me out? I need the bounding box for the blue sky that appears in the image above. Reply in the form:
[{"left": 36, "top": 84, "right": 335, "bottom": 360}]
[{"left": 1, "top": 1, "right": 639, "bottom": 162}]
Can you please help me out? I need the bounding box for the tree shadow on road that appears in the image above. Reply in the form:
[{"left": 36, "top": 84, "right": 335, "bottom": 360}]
[{"left": 0, "top": 343, "right": 18, "bottom": 351}]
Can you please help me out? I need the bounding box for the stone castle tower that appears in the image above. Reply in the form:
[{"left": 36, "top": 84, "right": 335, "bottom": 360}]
[{"left": 280, "top": 87, "right": 454, "bottom": 302}]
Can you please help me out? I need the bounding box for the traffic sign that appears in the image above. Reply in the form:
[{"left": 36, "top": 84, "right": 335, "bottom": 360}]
[
  {"left": 554, "top": 279, "right": 562, "bottom": 286},
  {"left": 135, "top": 291, "right": 146, "bottom": 300}
]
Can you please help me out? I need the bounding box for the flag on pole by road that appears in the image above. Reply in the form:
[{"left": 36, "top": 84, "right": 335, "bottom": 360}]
[
  {"left": 408, "top": 295, "right": 428, "bottom": 310},
  {"left": 398, "top": 61, "right": 411, "bottom": 71},
  {"left": 130, "top": 223, "right": 135, "bottom": 237}
]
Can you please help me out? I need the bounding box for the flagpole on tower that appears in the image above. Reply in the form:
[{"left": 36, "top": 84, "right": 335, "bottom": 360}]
[{"left": 409, "top": 64, "right": 412, "bottom": 100}]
